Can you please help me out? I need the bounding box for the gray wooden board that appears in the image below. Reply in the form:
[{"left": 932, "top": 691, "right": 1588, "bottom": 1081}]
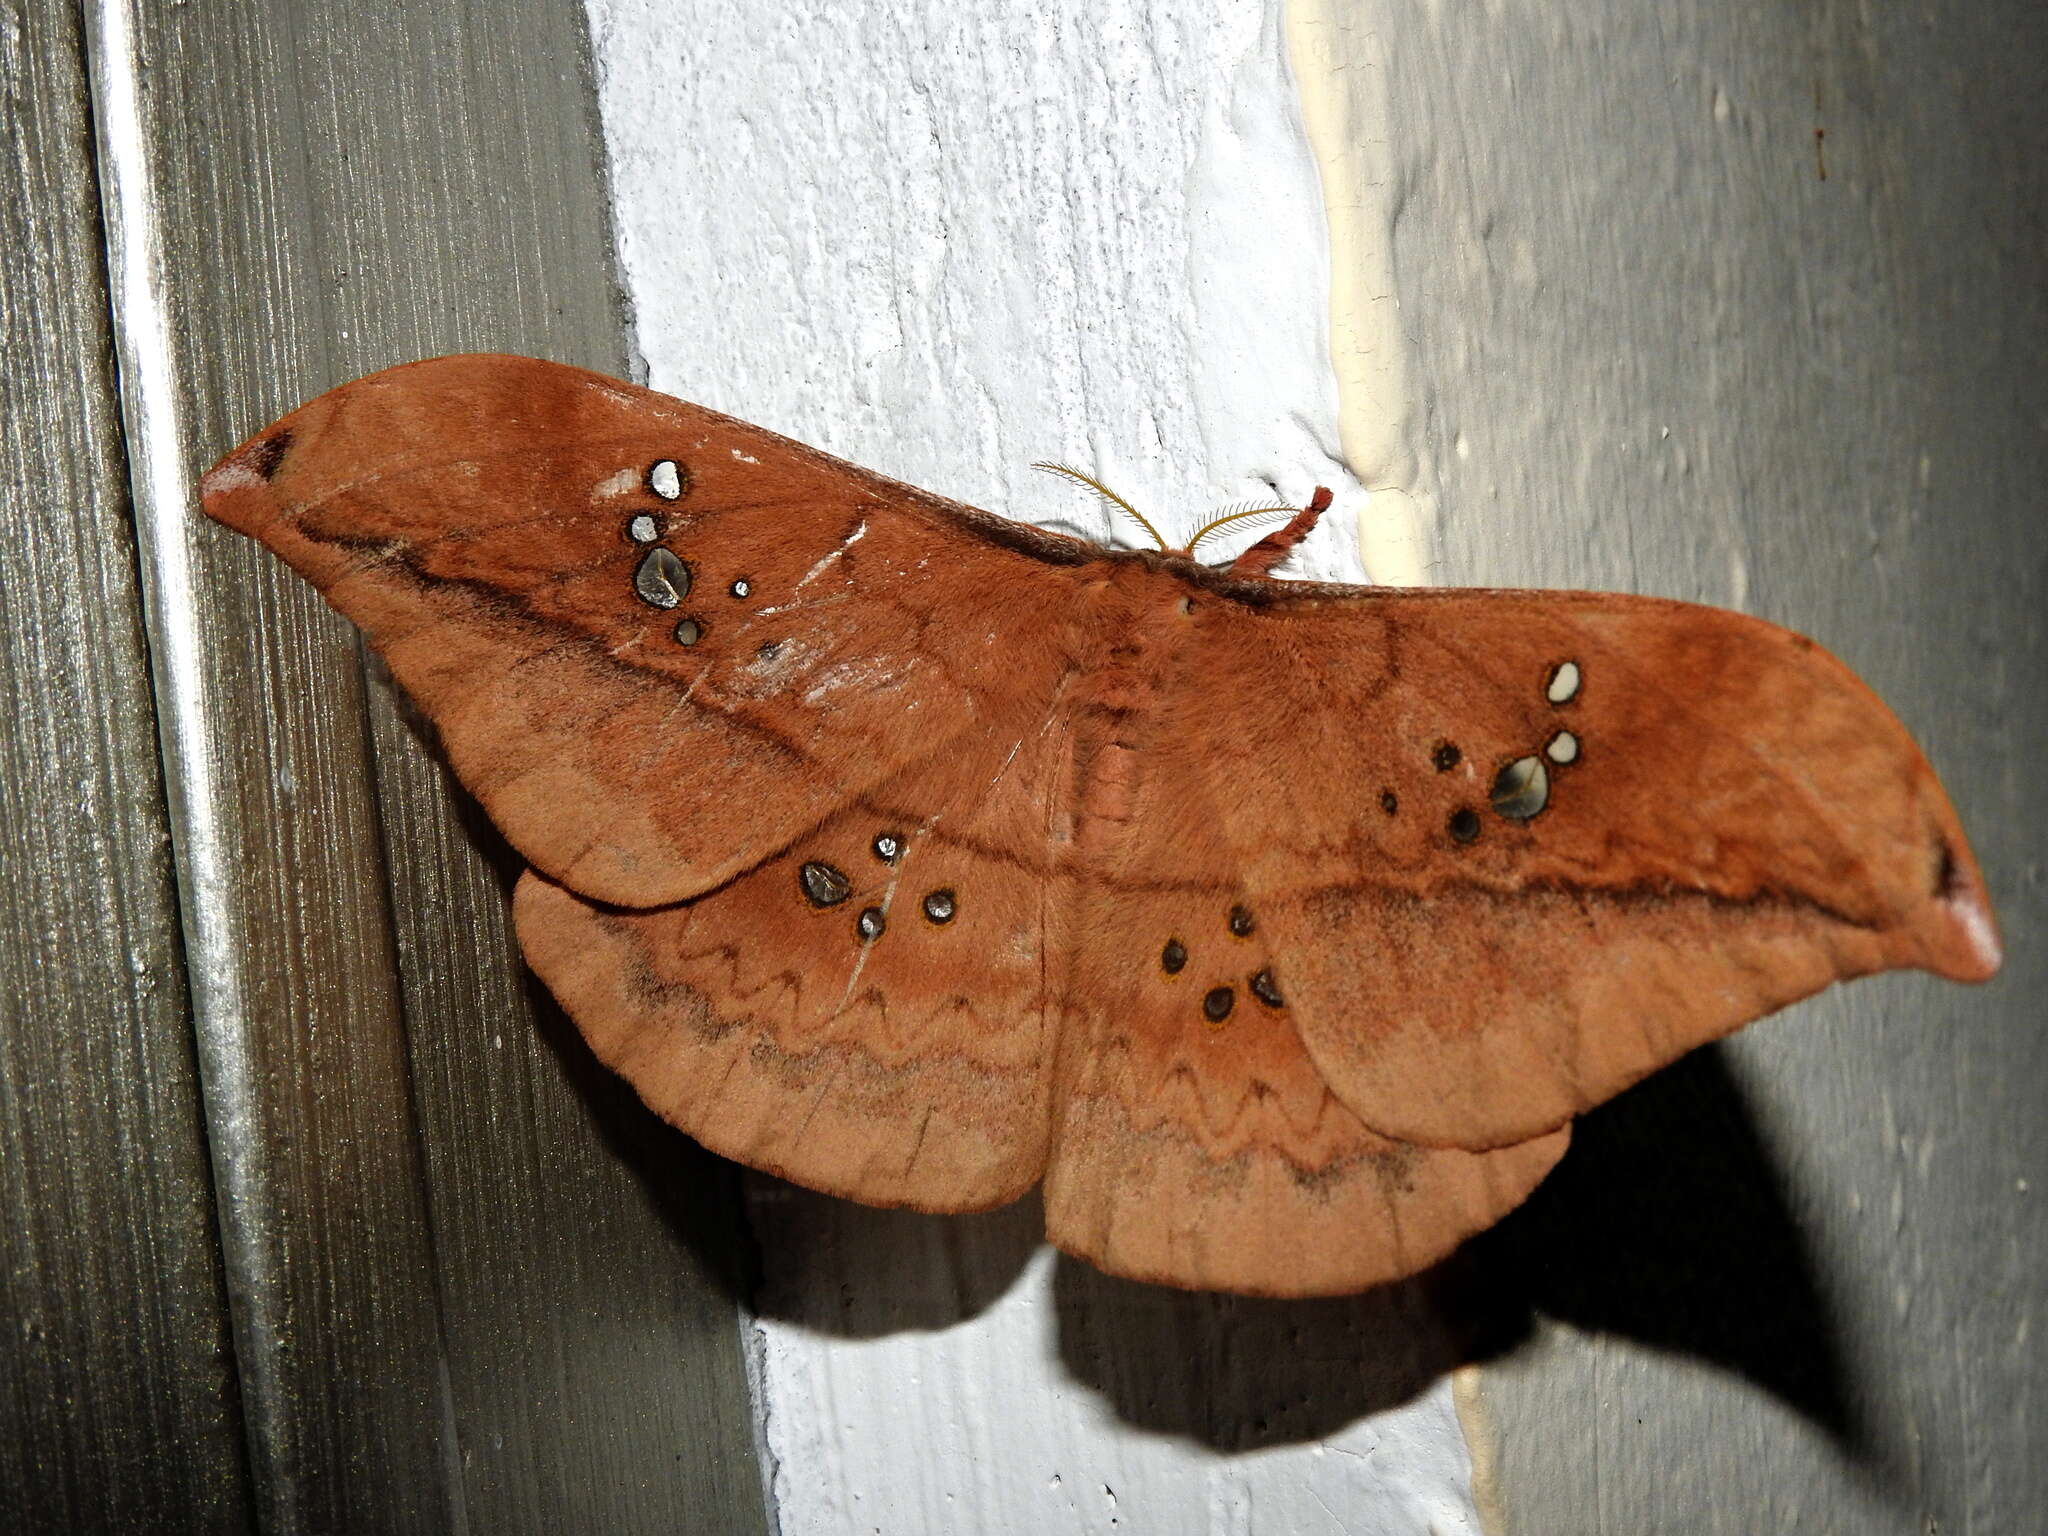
[
  {"left": 71, "top": 0, "right": 770, "bottom": 1530},
  {"left": 1365, "top": 0, "right": 2047, "bottom": 1528},
  {"left": 0, "top": 2, "right": 250, "bottom": 1529}
]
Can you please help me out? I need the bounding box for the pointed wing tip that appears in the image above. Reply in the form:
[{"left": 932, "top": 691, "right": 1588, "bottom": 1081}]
[
  {"left": 1925, "top": 853, "right": 2003, "bottom": 983},
  {"left": 200, "top": 425, "right": 299, "bottom": 546},
  {"left": 1900, "top": 805, "right": 2001, "bottom": 982},
  {"left": 197, "top": 354, "right": 606, "bottom": 538}
]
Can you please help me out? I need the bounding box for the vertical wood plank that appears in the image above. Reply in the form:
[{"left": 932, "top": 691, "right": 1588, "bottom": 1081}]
[
  {"left": 86, "top": 0, "right": 770, "bottom": 1528},
  {"left": 0, "top": 1, "right": 250, "bottom": 1528},
  {"left": 1300, "top": 1, "right": 2048, "bottom": 1530}
]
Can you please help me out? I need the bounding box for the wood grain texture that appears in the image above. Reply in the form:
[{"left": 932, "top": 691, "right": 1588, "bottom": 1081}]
[
  {"left": 86, "top": 0, "right": 768, "bottom": 1529},
  {"left": 1315, "top": 0, "right": 2048, "bottom": 1528},
  {"left": 0, "top": 4, "right": 249, "bottom": 1527}
]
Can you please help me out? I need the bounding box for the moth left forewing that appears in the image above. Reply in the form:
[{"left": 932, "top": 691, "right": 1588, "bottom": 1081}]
[{"left": 1155, "top": 586, "right": 1997, "bottom": 1152}]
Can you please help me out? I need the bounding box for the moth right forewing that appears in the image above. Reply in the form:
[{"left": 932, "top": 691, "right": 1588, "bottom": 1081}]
[{"left": 208, "top": 355, "right": 1093, "bottom": 909}]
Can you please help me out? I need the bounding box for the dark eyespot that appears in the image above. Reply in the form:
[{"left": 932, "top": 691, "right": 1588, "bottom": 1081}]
[
  {"left": 1161, "top": 938, "right": 1188, "bottom": 975},
  {"left": 1490, "top": 756, "right": 1549, "bottom": 820},
  {"left": 1202, "top": 986, "right": 1235, "bottom": 1023},
  {"left": 756, "top": 640, "right": 782, "bottom": 661},
  {"left": 673, "top": 617, "right": 703, "bottom": 646},
  {"left": 856, "top": 906, "right": 886, "bottom": 942},
  {"left": 922, "top": 889, "right": 956, "bottom": 924},
  {"left": 872, "top": 832, "right": 904, "bottom": 864},
  {"left": 1432, "top": 741, "right": 1462, "bottom": 772},
  {"left": 1249, "top": 969, "right": 1284, "bottom": 1009},
  {"left": 730, "top": 578, "right": 752, "bottom": 599},
  {"left": 1228, "top": 905, "right": 1256, "bottom": 937},
  {"left": 1448, "top": 807, "right": 1481, "bottom": 843},
  {"left": 1380, "top": 789, "right": 1398, "bottom": 815},
  {"left": 798, "top": 861, "right": 851, "bottom": 907},
  {"left": 632, "top": 548, "right": 691, "bottom": 608}
]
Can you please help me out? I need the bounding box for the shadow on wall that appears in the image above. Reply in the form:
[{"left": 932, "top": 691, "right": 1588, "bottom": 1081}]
[
  {"left": 1458, "top": 1042, "right": 1863, "bottom": 1453},
  {"left": 746, "top": 1185, "right": 1044, "bottom": 1336},
  {"left": 1049, "top": 1255, "right": 1480, "bottom": 1450},
  {"left": 730, "top": 1041, "right": 1869, "bottom": 1459}
]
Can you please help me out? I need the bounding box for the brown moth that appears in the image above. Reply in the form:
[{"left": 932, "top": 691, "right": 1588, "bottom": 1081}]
[{"left": 201, "top": 354, "right": 2001, "bottom": 1298}]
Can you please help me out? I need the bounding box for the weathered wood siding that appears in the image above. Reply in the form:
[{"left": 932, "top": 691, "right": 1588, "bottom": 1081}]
[{"left": 4, "top": 0, "right": 769, "bottom": 1529}]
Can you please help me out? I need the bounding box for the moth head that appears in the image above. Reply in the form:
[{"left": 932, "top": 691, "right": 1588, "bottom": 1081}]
[{"left": 1030, "top": 462, "right": 1329, "bottom": 575}]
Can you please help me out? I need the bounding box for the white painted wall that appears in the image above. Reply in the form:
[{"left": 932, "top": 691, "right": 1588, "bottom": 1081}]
[
  {"left": 584, "top": 1, "right": 1484, "bottom": 1530},
  {"left": 585, "top": 1, "right": 2044, "bottom": 1530}
]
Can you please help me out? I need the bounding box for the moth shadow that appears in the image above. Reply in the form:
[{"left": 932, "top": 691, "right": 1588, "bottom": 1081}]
[
  {"left": 1455, "top": 1043, "right": 1869, "bottom": 1457},
  {"left": 743, "top": 1181, "right": 1045, "bottom": 1336},
  {"left": 1051, "top": 1259, "right": 1498, "bottom": 1450},
  {"left": 1051, "top": 1045, "right": 1869, "bottom": 1457},
  {"left": 388, "top": 687, "right": 761, "bottom": 1306}
]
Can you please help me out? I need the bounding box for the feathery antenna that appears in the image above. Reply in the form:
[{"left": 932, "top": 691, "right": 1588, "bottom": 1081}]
[
  {"left": 1186, "top": 500, "right": 1302, "bottom": 554},
  {"left": 1032, "top": 462, "right": 1170, "bottom": 552}
]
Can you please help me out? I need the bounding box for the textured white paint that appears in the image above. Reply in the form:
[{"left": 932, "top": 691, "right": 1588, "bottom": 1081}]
[
  {"left": 587, "top": 0, "right": 1385, "bottom": 576},
  {"left": 585, "top": 2, "right": 1477, "bottom": 1531},
  {"left": 1285, "top": 1, "right": 1433, "bottom": 585}
]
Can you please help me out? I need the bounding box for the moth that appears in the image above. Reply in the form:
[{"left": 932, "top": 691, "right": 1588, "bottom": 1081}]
[{"left": 202, "top": 354, "right": 2000, "bottom": 1298}]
